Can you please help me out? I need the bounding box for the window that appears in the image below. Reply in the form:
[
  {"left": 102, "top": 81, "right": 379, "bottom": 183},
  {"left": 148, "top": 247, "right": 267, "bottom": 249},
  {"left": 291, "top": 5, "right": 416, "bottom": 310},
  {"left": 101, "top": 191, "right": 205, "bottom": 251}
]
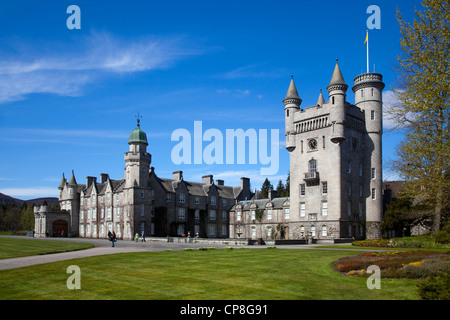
[
  {"left": 347, "top": 161, "right": 352, "bottom": 174},
  {"left": 195, "top": 197, "right": 200, "bottom": 205},
  {"left": 107, "top": 207, "right": 111, "bottom": 219},
  {"left": 322, "top": 182, "right": 328, "bottom": 194},
  {"left": 166, "top": 194, "right": 172, "bottom": 203},
  {"left": 106, "top": 192, "right": 110, "bottom": 202},
  {"left": 236, "top": 211, "right": 241, "bottom": 221},
  {"left": 179, "top": 193, "right": 185, "bottom": 203},
  {"left": 309, "top": 159, "right": 317, "bottom": 173},
  {"left": 222, "top": 225, "right": 228, "bottom": 237},
  {"left": 372, "top": 188, "right": 376, "bottom": 200},
  {"left": 251, "top": 210, "right": 255, "bottom": 220},
  {"left": 300, "top": 203, "right": 306, "bottom": 217},
  {"left": 221, "top": 211, "right": 227, "bottom": 220},
  {"left": 321, "top": 225, "right": 327, "bottom": 237},
  {"left": 359, "top": 162, "right": 363, "bottom": 176},
  {"left": 194, "top": 224, "right": 200, "bottom": 235},
  {"left": 359, "top": 185, "right": 363, "bottom": 197},
  {"left": 371, "top": 110, "right": 375, "bottom": 120},
  {"left": 284, "top": 208, "right": 290, "bottom": 219},
  {"left": 210, "top": 196, "right": 216, "bottom": 205},
  {"left": 177, "top": 224, "right": 184, "bottom": 235},
  {"left": 92, "top": 208, "right": 96, "bottom": 221},
  {"left": 141, "top": 204, "right": 145, "bottom": 217},
  {"left": 80, "top": 210, "right": 84, "bottom": 220},
  {"left": 195, "top": 209, "right": 200, "bottom": 220},
  {"left": 208, "top": 224, "right": 216, "bottom": 237},
  {"left": 300, "top": 184, "right": 306, "bottom": 196},
  {"left": 332, "top": 96, "right": 335, "bottom": 104},
  {"left": 115, "top": 207, "right": 120, "bottom": 218},
  {"left": 141, "top": 191, "right": 145, "bottom": 199},
  {"left": 210, "top": 209, "right": 216, "bottom": 221},
  {"left": 251, "top": 226, "right": 256, "bottom": 238},
  {"left": 222, "top": 199, "right": 227, "bottom": 207},
  {"left": 347, "top": 183, "right": 352, "bottom": 195},
  {"left": 151, "top": 207, "right": 155, "bottom": 218},
  {"left": 116, "top": 194, "right": 120, "bottom": 202},
  {"left": 321, "top": 201, "right": 328, "bottom": 216},
  {"left": 348, "top": 201, "right": 352, "bottom": 216},
  {"left": 310, "top": 225, "right": 316, "bottom": 237},
  {"left": 80, "top": 197, "right": 84, "bottom": 205},
  {"left": 267, "top": 209, "right": 272, "bottom": 220},
  {"left": 267, "top": 227, "right": 272, "bottom": 238},
  {"left": 100, "top": 196, "right": 103, "bottom": 203},
  {"left": 371, "top": 168, "right": 376, "bottom": 179},
  {"left": 178, "top": 208, "right": 186, "bottom": 220}
]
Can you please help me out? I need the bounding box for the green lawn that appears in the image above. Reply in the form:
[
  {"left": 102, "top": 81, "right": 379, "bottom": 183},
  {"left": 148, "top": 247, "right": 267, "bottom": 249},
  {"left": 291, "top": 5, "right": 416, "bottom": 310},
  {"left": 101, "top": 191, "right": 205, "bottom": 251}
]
[
  {"left": 0, "top": 237, "right": 94, "bottom": 259},
  {"left": 0, "top": 248, "right": 420, "bottom": 300}
]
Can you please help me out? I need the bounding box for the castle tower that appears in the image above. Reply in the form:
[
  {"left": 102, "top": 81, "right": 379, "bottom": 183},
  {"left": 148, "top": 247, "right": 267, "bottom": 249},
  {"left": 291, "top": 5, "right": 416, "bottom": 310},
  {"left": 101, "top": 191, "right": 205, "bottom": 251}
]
[
  {"left": 352, "top": 72, "right": 385, "bottom": 239},
  {"left": 283, "top": 76, "right": 302, "bottom": 152},
  {"left": 124, "top": 116, "right": 152, "bottom": 188},
  {"left": 327, "top": 59, "right": 348, "bottom": 144}
]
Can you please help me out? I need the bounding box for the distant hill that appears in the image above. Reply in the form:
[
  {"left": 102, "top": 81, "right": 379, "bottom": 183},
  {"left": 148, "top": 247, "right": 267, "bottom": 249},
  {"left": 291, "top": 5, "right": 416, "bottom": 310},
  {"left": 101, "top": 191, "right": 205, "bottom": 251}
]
[{"left": 0, "top": 193, "right": 59, "bottom": 206}]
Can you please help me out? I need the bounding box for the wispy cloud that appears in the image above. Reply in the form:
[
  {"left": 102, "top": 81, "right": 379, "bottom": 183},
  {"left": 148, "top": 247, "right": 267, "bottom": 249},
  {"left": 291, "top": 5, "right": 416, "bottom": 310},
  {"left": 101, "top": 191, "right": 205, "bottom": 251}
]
[
  {"left": 219, "top": 63, "right": 285, "bottom": 80},
  {"left": 216, "top": 88, "right": 251, "bottom": 98},
  {"left": 0, "top": 31, "right": 202, "bottom": 103}
]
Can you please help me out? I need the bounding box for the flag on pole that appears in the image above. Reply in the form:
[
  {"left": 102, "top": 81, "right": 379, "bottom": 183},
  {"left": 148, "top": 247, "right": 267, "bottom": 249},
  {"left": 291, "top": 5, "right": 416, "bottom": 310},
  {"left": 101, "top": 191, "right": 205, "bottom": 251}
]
[{"left": 364, "top": 31, "right": 368, "bottom": 47}]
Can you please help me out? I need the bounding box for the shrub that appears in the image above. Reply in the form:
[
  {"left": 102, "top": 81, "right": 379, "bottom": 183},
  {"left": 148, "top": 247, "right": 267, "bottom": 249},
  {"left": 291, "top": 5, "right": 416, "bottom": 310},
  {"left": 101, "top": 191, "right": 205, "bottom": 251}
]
[
  {"left": 417, "top": 270, "right": 450, "bottom": 300},
  {"left": 432, "top": 230, "right": 450, "bottom": 244}
]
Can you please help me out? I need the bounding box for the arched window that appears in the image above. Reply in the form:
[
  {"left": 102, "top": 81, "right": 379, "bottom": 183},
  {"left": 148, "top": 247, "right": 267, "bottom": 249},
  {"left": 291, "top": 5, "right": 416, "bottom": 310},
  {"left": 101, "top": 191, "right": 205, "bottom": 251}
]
[{"left": 309, "top": 159, "right": 317, "bottom": 173}]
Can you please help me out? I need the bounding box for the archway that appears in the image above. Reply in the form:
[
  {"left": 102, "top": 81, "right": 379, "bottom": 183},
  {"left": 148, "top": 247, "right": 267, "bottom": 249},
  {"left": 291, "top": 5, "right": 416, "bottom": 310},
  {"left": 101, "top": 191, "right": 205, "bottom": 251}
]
[{"left": 53, "top": 220, "right": 68, "bottom": 237}]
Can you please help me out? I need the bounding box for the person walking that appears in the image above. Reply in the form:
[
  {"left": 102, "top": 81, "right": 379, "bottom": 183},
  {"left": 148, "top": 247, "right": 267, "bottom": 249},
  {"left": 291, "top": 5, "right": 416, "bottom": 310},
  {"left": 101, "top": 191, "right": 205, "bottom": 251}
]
[
  {"left": 141, "top": 231, "right": 146, "bottom": 242},
  {"left": 111, "top": 231, "right": 116, "bottom": 247},
  {"left": 135, "top": 232, "right": 139, "bottom": 242}
]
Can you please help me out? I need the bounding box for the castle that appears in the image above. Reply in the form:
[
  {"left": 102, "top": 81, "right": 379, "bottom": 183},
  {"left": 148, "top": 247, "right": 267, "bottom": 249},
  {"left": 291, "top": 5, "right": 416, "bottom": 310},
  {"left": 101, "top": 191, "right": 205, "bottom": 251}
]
[
  {"left": 229, "top": 60, "right": 385, "bottom": 241},
  {"left": 35, "top": 59, "right": 385, "bottom": 242},
  {"left": 34, "top": 118, "right": 253, "bottom": 240}
]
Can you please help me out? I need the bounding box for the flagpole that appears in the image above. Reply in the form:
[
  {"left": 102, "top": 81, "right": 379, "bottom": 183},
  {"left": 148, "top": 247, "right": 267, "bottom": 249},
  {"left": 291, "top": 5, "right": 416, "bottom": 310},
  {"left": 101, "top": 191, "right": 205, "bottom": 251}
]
[{"left": 366, "top": 30, "right": 369, "bottom": 73}]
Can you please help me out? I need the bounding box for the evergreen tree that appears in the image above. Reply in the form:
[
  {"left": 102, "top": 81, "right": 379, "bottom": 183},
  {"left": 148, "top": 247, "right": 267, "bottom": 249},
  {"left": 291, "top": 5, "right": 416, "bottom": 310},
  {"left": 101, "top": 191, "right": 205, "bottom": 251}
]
[{"left": 260, "top": 178, "right": 273, "bottom": 199}]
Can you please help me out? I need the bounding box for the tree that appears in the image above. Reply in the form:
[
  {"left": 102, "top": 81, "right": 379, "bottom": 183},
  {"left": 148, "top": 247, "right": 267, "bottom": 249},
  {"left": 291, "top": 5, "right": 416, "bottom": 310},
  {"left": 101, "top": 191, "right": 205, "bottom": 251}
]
[
  {"left": 276, "top": 180, "right": 285, "bottom": 197},
  {"left": 388, "top": 0, "right": 450, "bottom": 231},
  {"left": 259, "top": 178, "right": 273, "bottom": 199}
]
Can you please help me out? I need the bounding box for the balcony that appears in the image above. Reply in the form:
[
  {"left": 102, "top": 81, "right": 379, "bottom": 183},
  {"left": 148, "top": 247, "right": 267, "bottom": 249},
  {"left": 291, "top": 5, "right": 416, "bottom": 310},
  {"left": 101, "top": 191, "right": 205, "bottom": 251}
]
[{"left": 304, "top": 171, "right": 319, "bottom": 183}]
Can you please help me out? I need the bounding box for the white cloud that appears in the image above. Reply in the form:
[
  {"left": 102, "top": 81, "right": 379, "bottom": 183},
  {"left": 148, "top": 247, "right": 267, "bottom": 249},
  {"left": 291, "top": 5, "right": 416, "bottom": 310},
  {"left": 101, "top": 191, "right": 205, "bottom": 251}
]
[{"left": 0, "top": 31, "right": 201, "bottom": 103}]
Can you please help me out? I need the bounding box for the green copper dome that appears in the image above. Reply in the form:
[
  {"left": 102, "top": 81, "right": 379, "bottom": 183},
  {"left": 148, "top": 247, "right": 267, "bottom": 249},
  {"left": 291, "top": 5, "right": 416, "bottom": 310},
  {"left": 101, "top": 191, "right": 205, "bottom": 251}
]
[{"left": 128, "top": 125, "right": 148, "bottom": 145}]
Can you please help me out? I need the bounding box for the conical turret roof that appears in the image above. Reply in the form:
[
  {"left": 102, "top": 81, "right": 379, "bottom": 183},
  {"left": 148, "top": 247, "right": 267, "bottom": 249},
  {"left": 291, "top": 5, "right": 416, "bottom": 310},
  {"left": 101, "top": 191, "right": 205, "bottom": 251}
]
[
  {"left": 68, "top": 170, "right": 77, "bottom": 186},
  {"left": 327, "top": 59, "right": 348, "bottom": 92},
  {"left": 283, "top": 76, "right": 302, "bottom": 106},
  {"left": 58, "top": 173, "right": 66, "bottom": 189},
  {"left": 316, "top": 89, "right": 325, "bottom": 106}
]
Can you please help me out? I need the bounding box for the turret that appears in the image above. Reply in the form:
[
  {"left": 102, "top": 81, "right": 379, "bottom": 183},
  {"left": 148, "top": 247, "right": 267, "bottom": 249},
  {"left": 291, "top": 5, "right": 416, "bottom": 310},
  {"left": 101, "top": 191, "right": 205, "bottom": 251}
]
[
  {"left": 283, "top": 76, "right": 301, "bottom": 152},
  {"left": 327, "top": 59, "right": 348, "bottom": 144},
  {"left": 124, "top": 116, "right": 152, "bottom": 187},
  {"left": 352, "top": 72, "right": 385, "bottom": 239},
  {"left": 67, "top": 170, "right": 78, "bottom": 200}
]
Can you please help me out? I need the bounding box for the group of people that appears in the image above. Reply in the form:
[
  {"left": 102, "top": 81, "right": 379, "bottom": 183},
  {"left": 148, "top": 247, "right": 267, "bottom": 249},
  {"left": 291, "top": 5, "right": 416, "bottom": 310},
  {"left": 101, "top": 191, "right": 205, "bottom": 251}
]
[{"left": 107, "top": 231, "right": 146, "bottom": 247}]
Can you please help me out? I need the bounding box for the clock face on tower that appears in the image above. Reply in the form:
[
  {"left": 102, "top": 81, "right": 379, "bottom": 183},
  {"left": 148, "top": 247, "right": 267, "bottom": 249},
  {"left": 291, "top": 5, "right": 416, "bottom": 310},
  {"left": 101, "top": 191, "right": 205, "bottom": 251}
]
[{"left": 308, "top": 139, "right": 318, "bottom": 151}]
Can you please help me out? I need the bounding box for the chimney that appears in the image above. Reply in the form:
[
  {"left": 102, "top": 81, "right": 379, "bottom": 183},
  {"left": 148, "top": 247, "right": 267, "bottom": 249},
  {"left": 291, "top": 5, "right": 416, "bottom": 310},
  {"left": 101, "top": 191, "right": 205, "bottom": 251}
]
[
  {"left": 240, "top": 177, "right": 250, "bottom": 191},
  {"left": 268, "top": 189, "right": 277, "bottom": 200},
  {"left": 216, "top": 179, "right": 224, "bottom": 186},
  {"left": 173, "top": 170, "right": 183, "bottom": 181},
  {"left": 202, "top": 175, "right": 213, "bottom": 185},
  {"left": 100, "top": 173, "right": 109, "bottom": 183},
  {"left": 86, "top": 176, "right": 97, "bottom": 186}
]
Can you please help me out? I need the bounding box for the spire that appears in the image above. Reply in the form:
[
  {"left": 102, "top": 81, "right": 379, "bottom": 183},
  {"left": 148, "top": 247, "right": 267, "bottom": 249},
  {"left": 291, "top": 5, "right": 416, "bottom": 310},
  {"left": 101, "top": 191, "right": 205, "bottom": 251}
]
[
  {"left": 135, "top": 112, "right": 142, "bottom": 128},
  {"left": 327, "top": 59, "right": 348, "bottom": 93},
  {"left": 316, "top": 89, "right": 325, "bottom": 106},
  {"left": 283, "top": 75, "right": 302, "bottom": 106},
  {"left": 58, "top": 173, "right": 66, "bottom": 190},
  {"left": 68, "top": 170, "right": 77, "bottom": 186}
]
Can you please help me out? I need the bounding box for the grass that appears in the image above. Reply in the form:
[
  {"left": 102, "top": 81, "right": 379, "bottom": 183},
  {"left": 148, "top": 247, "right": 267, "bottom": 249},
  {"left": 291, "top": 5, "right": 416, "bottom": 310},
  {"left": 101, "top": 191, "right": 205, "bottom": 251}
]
[
  {"left": 0, "top": 248, "right": 420, "bottom": 300},
  {"left": 0, "top": 237, "right": 94, "bottom": 259}
]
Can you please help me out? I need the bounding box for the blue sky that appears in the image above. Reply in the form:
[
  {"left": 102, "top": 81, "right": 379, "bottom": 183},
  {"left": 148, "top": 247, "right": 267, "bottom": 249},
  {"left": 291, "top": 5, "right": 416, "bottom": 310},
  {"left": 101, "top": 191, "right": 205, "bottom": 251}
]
[{"left": 0, "top": 0, "right": 422, "bottom": 199}]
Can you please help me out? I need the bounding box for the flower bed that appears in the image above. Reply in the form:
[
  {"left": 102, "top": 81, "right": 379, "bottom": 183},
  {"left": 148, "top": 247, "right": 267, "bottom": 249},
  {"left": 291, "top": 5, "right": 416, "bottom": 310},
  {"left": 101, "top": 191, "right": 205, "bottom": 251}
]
[{"left": 332, "top": 251, "right": 450, "bottom": 279}]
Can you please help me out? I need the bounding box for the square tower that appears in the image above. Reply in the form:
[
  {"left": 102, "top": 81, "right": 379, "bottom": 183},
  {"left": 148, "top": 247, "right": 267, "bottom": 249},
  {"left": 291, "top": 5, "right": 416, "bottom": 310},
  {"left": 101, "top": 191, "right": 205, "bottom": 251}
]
[{"left": 285, "top": 60, "right": 384, "bottom": 240}]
